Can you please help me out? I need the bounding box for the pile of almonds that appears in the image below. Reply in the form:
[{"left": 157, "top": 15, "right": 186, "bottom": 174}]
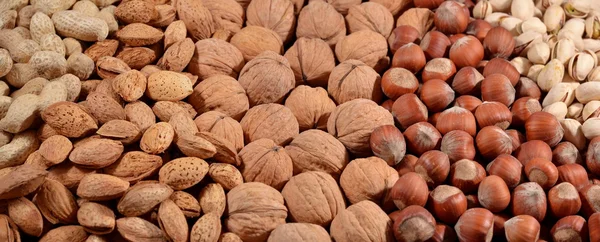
[{"left": 2, "top": 0, "right": 600, "bottom": 241}]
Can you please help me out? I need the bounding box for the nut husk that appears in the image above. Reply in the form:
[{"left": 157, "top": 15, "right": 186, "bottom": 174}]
[
  {"left": 328, "top": 59, "right": 383, "bottom": 104},
  {"left": 284, "top": 37, "right": 335, "bottom": 87},
  {"left": 335, "top": 30, "right": 390, "bottom": 72},
  {"left": 238, "top": 51, "right": 295, "bottom": 107},
  {"left": 284, "top": 85, "right": 336, "bottom": 131}
]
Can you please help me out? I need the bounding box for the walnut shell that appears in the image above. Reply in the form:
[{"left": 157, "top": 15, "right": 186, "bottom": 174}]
[
  {"left": 188, "top": 39, "right": 244, "bottom": 80},
  {"left": 314, "top": 0, "right": 362, "bottom": 15},
  {"left": 346, "top": 2, "right": 394, "bottom": 38},
  {"left": 284, "top": 37, "right": 335, "bottom": 87},
  {"left": 335, "top": 30, "right": 390, "bottom": 72},
  {"left": 188, "top": 75, "right": 249, "bottom": 121},
  {"left": 284, "top": 85, "right": 336, "bottom": 131},
  {"left": 330, "top": 200, "right": 394, "bottom": 242},
  {"left": 328, "top": 59, "right": 383, "bottom": 104},
  {"left": 296, "top": 1, "right": 346, "bottom": 47},
  {"left": 281, "top": 171, "right": 345, "bottom": 226},
  {"left": 370, "top": 0, "right": 413, "bottom": 16},
  {"left": 202, "top": 0, "right": 244, "bottom": 33},
  {"left": 240, "top": 103, "right": 299, "bottom": 146},
  {"left": 226, "top": 182, "right": 288, "bottom": 242},
  {"left": 194, "top": 111, "right": 244, "bottom": 151},
  {"left": 340, "top": 156, "right": 399, "bottom": 210},
  {"left": 238, "top": 51, "right": 295, "bottom": 106},
  {"left": 268, "top": 223, "right": 331, "bottom": 242},
  {"left": 230, "top": 26, "right": 283, "bottom": 62},
  {"left": 396, "top": 8, "right": 434, "bottom": 38},
  {"left": 239, "top": 138, "right": 293, "bottom": 190},
  {"left": 285, "top": 129, "right": 349, "bottom": 178},
  {"left": 327, "top": 99, "right": 394, "bottom": 156},
  {"left": 246, "top": 0, "right": 296, "bottom": 43}
]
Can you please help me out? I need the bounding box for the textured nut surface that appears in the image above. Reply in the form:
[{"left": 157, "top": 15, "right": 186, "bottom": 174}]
[
  {"left": 76, "top": 173, "right": 130, "bottom": 201},
  {"left": 69, "top": 138, "right": 123, "bottom": 168},
  {"left": 146, "top": 71, "right": 194, "bottom": 101},
  {"left": 240, "top": 103, "right": 299, "bottom": 146},
  {"left": 330, "top": 200, "right": 394, "bottom": 242},
  {"left": 188, "top": 75, "right": 249, "bottom": 121},
  {"left": 117, "top": 181, "right": 174, "bottom": 217},
  {"left": 239, "top": 138, "right": 293, "bottom": 190},
  {"left": 238, "top": 51, "right": 295, "bottom": 107},
  {"left": 159, "top": 157, "right": 209, "bottom": 190}
]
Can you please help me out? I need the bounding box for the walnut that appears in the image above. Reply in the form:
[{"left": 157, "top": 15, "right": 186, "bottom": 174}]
[
  {"left": 284, "top": 85, "right": 336, "bottom": 131},
  {"left": 311, "top": 0, "right": 361, "bottom": 15},
  {"left": 226, "top": 182, "right": 288, "bottom": 242},
  {"left": 346, "top": 2, "right": 394, "bottom": 38},
  {"left": 246, "top": 0, "right": 296, "bottom": 43},
  {"left": 335, "top": 30, "right": 390, "bottom": 72},
  {"left": 188, "top": 38, "right": 245, "bottom": 80},
  {"left": 194, "top": 111, "right": 244, "bottom": 151},
  {"left": 238, "top": 51, "right": 295, "bottom": 106},
  {"left": 396, "top": 8, "right": 435, "bottom": 38},
  {"left": 296, "top": 1, "right": 346, "bottom": 47},
  {"left": 202, "top": 0, "right": 244, "bottom": 33},
  {"left": 240, "top": 103, "right": 299, "bottom": 146},
  {"left": 327, "top": 99, "right": 394, "bottom": 156},
  {"left": 284, "top": 37, "right": 335, "bottom": 87},
  {"left": 330, "top": 200, "right": 395, "bottom": 242},
  {"left": 285, "top": 129, "right": 349, "bottom": 178},
  {"left": 239, "top": 139, "right": 293, "bottom": 190},
  {"left": 328, "top": 59, "right": 383, "bottom": 104},
  {"left": 268, "top": 223, "right": 331, "bottom": 242},
  {"left": 290, "top": 0, "right": 305, "bottom": 14},
  {"left": 230, "top": 26, "right": 283, "bottom": 62},
  {"left": 370, "top": 0, "right": 413, "bottom": 16},
  {"left": 188, "top": 75, "right": 249, "bottom": 121},
  {"left": 339, "top": 156, "right": 399, "bottom": 210},
  {"left": 281, "top": 171, "right": 346, "bottom": 226}
]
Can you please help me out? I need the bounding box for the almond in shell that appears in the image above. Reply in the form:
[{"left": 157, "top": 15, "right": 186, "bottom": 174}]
[
  {"left": 35, "top": 178, "right": 79, "bottom": 224},
  {"left": 41, "top": 101, "right": 98, "bottom": 138},
  {"left": 86, "top": 91, "right": 127, "bottom": 124},
  {"left": 7, "top": 197, "right": 44, "bottom": 237},
  {"left": 39, "top": 225, "right": 88, "bottom": 242},
  {"left": 0, "top": 164, "right": 47, "bottom": 200},
  {"left": 190, "top": 212, "right": 221, "bottom": 242},
  {"left": 198, "top": 131, "right": 240, "bottom": 166},
  {"left": 84, "top": 39, "right": 119, "bottom": 62},
  {"left": 38, "top": 135, "right": 72, "bottom": 165},
  {"left": 114, "top": 0, "right": 158, "bottom": 24},
  {"left": 47, "top": 162, "right": 96, "bottom": 189},
  {"left": 146, "top": 71, "right": 193, "bottom": 101},
  {"left": 69, "top": 138, "right": 124, "bottom": 168},
  {"left": 153, "top": 101, "right": 197, "bottom": 122},
  {"left": 117, "top": 181, "right": 173, "bottom": 217},
  {"left": 175, "top": 134, "right": 217, "bottom": 159},
  {"left": 116, "top": 47, "right": 158, "bottom": 70},
  {"left": 157, "top": 38, "right": 195, "bottom": 72},
  {"left": 157, "top": 199, "right": 188, "bottom": 242},
  {"left": 96, "top": 56, "right": 132, "bottom": 80},
  {"left": 111, "top": 70, "right": 148, "bottom": 102},
  {"left": 176, "top": 0, "right": 215, "bottom": 41},
  {"left": 116, "top": 23, "right": 164, "bottom": 47},
  {"left": 170, "top": 191, "right": 201, "bottom": 218},
  {"left": 158, "top": 157, "right": 208, "bottom": 190},
  {"left": 116, "top": 217, "right": 166, "bottom": 242},
  {"left": 77, "top": 202, "right": 115, "bottom": 235},
  {"left": 76, "top": 174, "right": 130, "bottom": 201},
  {"left": 199, "top": 183, "right": 226, "bottom": 217},
  {"left": 124, "top": 101, "right": 156, "bottom": 132},
  {"left": 208, "top": 163, "right": 243, "bottom": 191},
  {"left": 140, "top": 122, "right": 174, "bottom": 154},
  {"left": 169, "top": 111, "right": 199, "bottom": 141},
  {"left": 103, "top": 151, "right": 163, "bottom": 183},
  {"left": 96, "top": 120, "right": 142, "bottom": 145}
]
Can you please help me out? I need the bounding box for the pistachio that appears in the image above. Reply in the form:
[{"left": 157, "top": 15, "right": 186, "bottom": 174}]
[
  {"left": 585, "top": 14, "right": 600, "bottom": 39},
  {"left": 499, "top": 16, "right": 523, "bottom": 35},
  {"left": 563, "top": 0, "right": 591, "bottom": 19},
  {"left": 536, "top": 59, "right": 565, "bottom": 91},
  {"left": 514, "top": 31, "right": 543, "bottom": 56},
  {"left": 527, "top": 64, "right": 545, "bottom": 82},
  {"left": 558, "top": 29, "right": 585, "bottom": 51},
  {"left": 582, "top": 101, "right": 600, "bottom": 120},
  {"left": 518, "top": 17, "right": 547, "bottom": 34},
  {"left": 473, "top": 0, "right": 493, "bottom": 19},
  {"left": 542, "top": 102, "right": 568, "bottom": 119},
  {"left": 543, "top": 4, "right": 566, "bottom": 34},
  {"left": 535, "top": 0, "right": 562, "bottom": 11},
  {"left": 489, "top": 0, "right": 512, "bottom": 12},
  {"left": 511, "top": 57, "right": 533, "bottom": 76},
  {"left": 584, "top": 38, "right": 600, "bottom": 52},
  {"left": 567, "top": 102, "right": 585, "bottom": 121},
  {"left": 542, "top": 82, "right": 579, "bottom": 107},
  {"left": 588, "top": 66, "right": 600, "bottom": 81},
  {"left": 485, "top": 12, "right": 510, "bottom": 27},
  {"left": 551, "top": 38, "right": 577, "bottom": 65},
  {"left": 582, "top": 117, "right": 600, "bottom": 139},
  {"left": 559, "top": 119, "right": 587, "bottom": 150},
  {"left": 511, "top": 0, "right": 535, "bottom": 20},
  {"left": 568, "top": 50, "right": 598, "bottom": 81},
  {"left": 563, "top": 18, "right": 586, "bottom": 37},
  {"left": 575, "top": 81, "right": 600, "bottom": 103},
  {"left": 527, "top": 42, "right": 550, "bottom": 64}
]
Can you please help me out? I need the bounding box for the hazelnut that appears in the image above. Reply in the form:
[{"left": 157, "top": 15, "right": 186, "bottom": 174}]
[
  {"left": 449, "top": 36, "right": 485, "bottom": 68},
  {"left": 590, "top": 213, "right": 600, "bottom": 242},
  {"left": 493, "top": 213, "right": 511, "bottom": 236},
  {"left": 515, "top": 140, "right": 553, "bottom": 166},
  {"left": 428, "top": 112, "right": 442, "bottom": 128},
  {"left": 548, "top": 182, "right": 582, "bottom": 218},
  {"left": 346, "top": 2, "right": 394, "bottom": 38},
  {"left": 550, "top": 215, "right": 589, "bottom": 242},
  {"left": 381, "top": 68, "right": 419, "bottom": 100},
  {"left": 396, "top": 154, "right": 418, "bottom": 176},
  {"left": 296, "top": 1, "right": 346, "bottom": 47},
  {"left": 328, "top": 59, "right": 383, "bottom": 104},
  {"left": 389, "top": 172, "right": 429, "bottom": 210},
  {"left": 580, "top": 184, "right": 600, "bottom": 217},
  {"left": 515, "top": 77, "right": 542, "bottom": 100},
  {"left": 419, "top": 79, "right": 455, "bottom": 112},
  {"left": 452, "top": 67, "right": 484, "bottom": 95},
  {"left": 441, "top": 130, "right": 476, "bottom": 162},
  {"left": 392, "top": 205, "right": 437, "bottom": 242},
  {"left": 483, "top": 58, "right": 520, "bottom": 86},
  {"left": 587, "top": 137, "right": 600, "bottom": 176},
  {"left": 466, "top": 20, "right": 492, "bottom": 42},
  {"left": 388, "top": 25, "right": 422, "bottom": 53},
  {"left": 511, "top": 97, "right": 542, "bottom": 128},
  {"left": 392, "top": 43, "right": 426, "bottom": 73},
  {"left": 454, "top": 208, "right": 494, "bottom": 242},
  {"left": 335, "top": 30, "right": 390, "bottom": 72},
  {"left": 559, "top": 119, "right": 587, "bottom": 151},
  {"left": 558, "top": 164, "right": 590, "bottom": 192},
  {"left": 466, "top": 194, "right": 481, "bottom": 209},
  {"left": 436, "top": 107, "right": 476, "bottom": 136},
  {"left": 505, "top": 129, "right": 526, "bottom": 152},
  {"left": 421, "top": 58, "right": 457, "bottom": 83},
  {"left": 553, "top": 142, "right": 584, "bottom": 166},
  {"left": 524, "top": 157, "right": 559, "bottom": 189},
  {"left": 454, "top": 95, "right": 482, "bottom": 113},
  {"left": 381, "top": 99, "right": 394, "bottom": 112},
  {"left": 392, "top": 94, "right": 429, "bottom": 130},
  {"left": 284, "top": 37, "right": 335, "bottom": 87},
  {"left": 230, "top": 26, "right": 283, "bottom": 62},
  {"left": 414, "top": 150, "right": 450, "bottom": 187},
  {"left": 429, "top": 185, "right": 467, "bottom": 224},
  {"left": 449, "top": 159, "right": 486, "bottom": 194},
  {"left": 504, "top": 215, "right": 541, "bottom": 242},
  {"left": 480, "top": 73, "right": 516, "bottom": 107},
  {"left": 428, "top": 224, "right": 457, "bottom": 242},
  {"left": 448, "top": 34, "right": 467, "bottom": 45},
  {"left": 478, "top": 175, "right": 511, "bottom": 212},
  {"left": 474, "top": 101, "right": 512, "bottom": 129},
  {"left": 483, "top": 26, "right": 515, "bottom": 59},
  {"left": 486, "top": 154, "right": 523, "bottom": 188},
  {"left": 403, "top": 122, "right": 442, "bottom": 156},
  {"left": 414, "top": 0, "right": 445, "bottom": 9},
  {"left": 370, "top": 125, "right": 406, "bottom": 166},
  {"left": 433, "top": 1, "right": 469, "bottom": 35},
  {"left": 512, "top": 182, "right": 547, "bottom": 222},
  {"left": 420, "top": 31, "right": 451, "bottom": 60},
  {"left": 476, "top": 126, "right": 513, "bottom": 159},
  {"left": 525, "top": 111, "right": 565, "bottom": 147}
]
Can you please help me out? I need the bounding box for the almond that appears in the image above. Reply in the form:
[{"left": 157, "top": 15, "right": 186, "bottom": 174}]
[
  {"left": 199, "top": 183, "right": 226, "bottom": 217},
  {"left": 24, "top": 151, "right": 52, "bottom": 169},
  {"left": 84, "top": 39, "right": 119, "bottom": 62},
  {"left": 175, "top": 134, "right": 217, "bottom": 159},
  {"left": 114, "top": 0, "right": 158, "bottom": 24},
  {"left": 169, "top": 111, "right": 199, "bottom": 140},
  {"left": 69, "top": 138, "right": 124, "bottom": 168},
  {"left": 116, "top": 23, "right": 164, "bottom": 47},
  {"left": 115, "top": 47, "right": 158, "bottom": 70},
  {"left": 116, "top": 217, "right": 166, "bottom": 242},
  {"left": 38, "top": 135, "right": 72, "bottom": 165},
  {"left": 103, "top": 151, "right": 163, "bottom": 183},
  {"left": 191, "top": 212, "right": 221, "bottom": 242},
  {"left": 96, "top": 56, "right": 132, "bottom": 80},
  {"left": 0, "top": 164, "right": 47, "bottom": 200},
  {"left": 208, "top": 163, "right": 243, "bottom": 191},
  {"left": 149, "top": 4, "right": 177, "bottom": 27},
  {"left": 47, "top": 162, "right": 96, "bottom": 189},
  {"left": 170, "top": 191, "right": 201, "bottom": 218},
  {"left": 117, "top": 181, "right": 173, "bottom": 217},
  {"left": 111, "top": 70, "right": 148, "bottom": 102},
  {"left": 198, "top": 131, "right": 240, "bottom": 166},
  {"left": 35, "top": 178, "right": 79, "bottom": 224},
  {"left": 158, "top": 157, "right": 208, "bottom": 190},
  {"left": 41, "top": 101, "right": 98, "bottom": 138},
  {"left": 146, "top": 71, "right": 193, "bottom": 101},
  {"left": 7, "top": 197, "right": 44, "bottom": 237},
  {"left": 176, "top": 0, "right": 215, "bottom": 41},
  {"left": 77, "top": 202, "right": 115, "bottom": 234},
  {"left": 157, "top": 199, "right": 188, "bottom": 242},
  {"left": 164, "top": 20, "right": 186, "bottom": 49},
  {"left": 39, "top": 225, "right": 88, "bottom": 242},
  {"left": 140, "top": 122, "right": 175, "bottom": 154},
  {"left": 0, "top": 214, "right": 19, "bottom": 242},
  {"left": 76, "top": 174, "right": 130, "bottom": 201},
  {"left": 152, "top": 101, "right": 197, "bottom": 122},
  {"left": 96, "top": 120, "right": 142, "bottom": 145},
  {"left": 124, "top": 101, "right": 156, "bottom": 132},
  {"left": 157, "top": 38, "right": 195, "bottom": 72},
  {"left": 86, "top": 91, "right": 127, "bottom": 124}
]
